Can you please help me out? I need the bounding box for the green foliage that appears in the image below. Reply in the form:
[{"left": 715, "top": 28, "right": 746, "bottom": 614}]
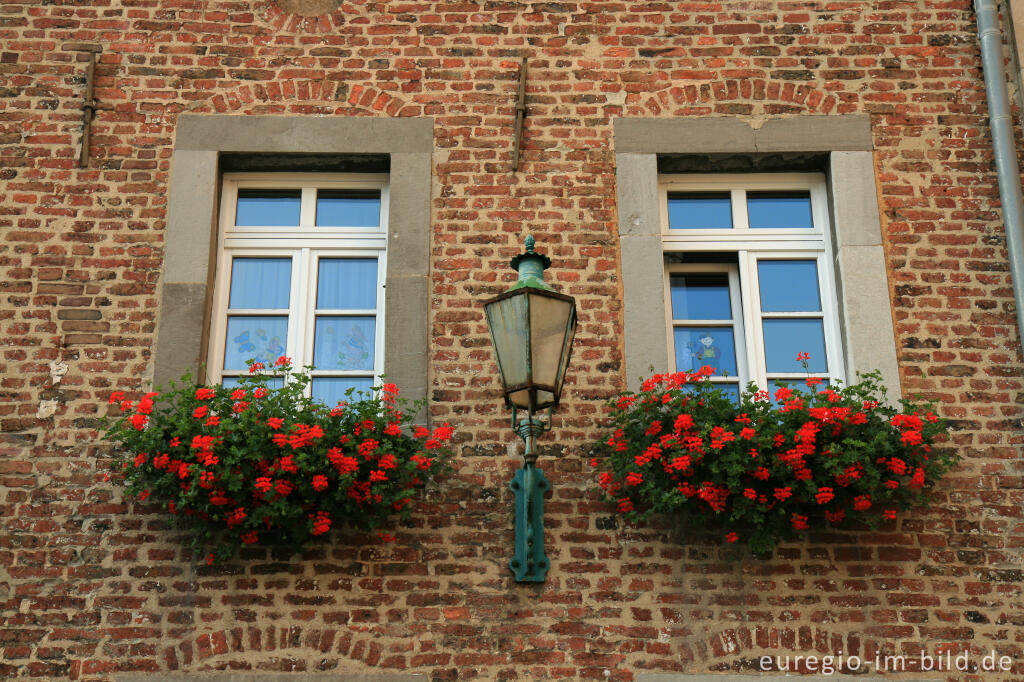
[
  {"left": 102, "top": 359, "right": 451, "bottom": 563},
  {"left": 592, "top": 368, "right": 956, "bottom": 555}
]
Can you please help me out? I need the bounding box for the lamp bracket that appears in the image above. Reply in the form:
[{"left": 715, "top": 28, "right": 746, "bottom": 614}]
[
  {"left": 509, "top": 462, "right": 549, "bottom": 582},
  {"left": 511, "top": 405, "right": 551, "bottom": 465}
]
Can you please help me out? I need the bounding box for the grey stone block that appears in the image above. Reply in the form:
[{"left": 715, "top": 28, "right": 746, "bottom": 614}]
[
  {"left": 757, "top": 115, "right": 873, "bottom": 152},
  {"left": 152, "top": 282, "right": 208, "bottom": 387},
  {"left": 835, "top": 244, "right": 902, "bottom": 398},
  {"left": 829, "top": 150, "right": 884, "bottom": 247},
  {"left": 615, "top": 153, "right": 660, "bottom": 237},
  {"left": 383, "top": 273, "right": 430, "bottom": 411},
  {"left": 614, "top": 118, "right": 756, "bottom": 154},
  {"left": 614, "top": 115, "right": 872, "bottom": 155},
  {"left": 165, "top": 150, "right": 219, "bottom": 285},
  {"left": 176, "top": 115, "right": 434, "bottom": 154},
  {"left": 621, "top": 233, "right": 670, "bottom": 391}
]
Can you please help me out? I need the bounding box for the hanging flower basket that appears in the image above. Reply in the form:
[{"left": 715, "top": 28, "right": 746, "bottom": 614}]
[
  {"left": 592, "top": 362, "right": 956, "bottom": 555},
  {"left": 102, "top": 358, "right": 451, "bottom": 563}
]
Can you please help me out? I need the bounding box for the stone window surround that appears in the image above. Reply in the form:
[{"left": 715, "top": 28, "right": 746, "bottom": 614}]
[
  {"left": 152, "top": 115, "right": 433, "bottom": 406},
  {"left": 614, "top": 116, "right": 901, "bottom": 397}
]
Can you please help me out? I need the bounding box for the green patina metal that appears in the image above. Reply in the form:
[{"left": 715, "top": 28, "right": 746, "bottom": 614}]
[
  {"left": 507, "top": 234, "right": 554, "bottom": 292},
  {"left": 509, "top": 407, "right": 551, "bottom": 582},
  {"left": 509, "top": 465, "right": 549, "bottom": 581}
]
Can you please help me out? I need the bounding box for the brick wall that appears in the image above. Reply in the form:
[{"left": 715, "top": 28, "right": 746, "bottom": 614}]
[{"left": 2, "top": 0, "right": 1023, "bottom": 679}]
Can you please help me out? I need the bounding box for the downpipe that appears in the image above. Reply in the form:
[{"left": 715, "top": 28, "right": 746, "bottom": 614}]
[{"left": 975, "top": 0, "right": 1024, "bottom": 357}]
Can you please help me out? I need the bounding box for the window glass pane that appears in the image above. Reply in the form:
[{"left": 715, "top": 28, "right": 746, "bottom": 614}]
[
  {"left": 767, "top": 378, "right": 830, "bottom": 405},
  {"left": 224, "top": 316, "right": 288, "bottom": 370},
  {"left": 682, "top": 381, "right": 740, "bottom": 405},
  {"left": 720, "top": 383, "right": 740, "bottom": 405},
  {"left": 670, "top": 274, "right": 732, "bottom": 320},
  {"left": 316, "top": 190, "right": 381, "bottom": 227},
  {"left": 674, "top": 327, "right": 737, "bottom": 376},
  {"left": 313, "top": 317, "right": 376, "bottom": 371},
  {"left": 763, "top": 320, "right": 827, "bottom": 373},
  {"left": 236, "top": 190, "right": 301, "bottom": 227},
  {"left": 312, "top": 377, "right": 374, "bottom": 406},
  {"left": 229, "top": 257, "right": 291, "bottom": 310},
  {"left": 747, "top": 191, "right": 813, "bottom": 229},
  {"left": 758, "top": 260, "right": 821, "bottom": 312},
  {"left": 667, "top": 192, "right": 732, "bottom": 230},
  {"left": 317, "top": 258, "right": 378, "bottom": 310},
  {"left": 222, "top": 376, "right": 284, "bottom": 390}
]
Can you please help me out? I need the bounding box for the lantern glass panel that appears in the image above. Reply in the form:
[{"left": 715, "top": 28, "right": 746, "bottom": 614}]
[
  {"left": 529, "top": 293, "right": 574, "bottom": 389},
  {"left": 484, "top": 294, "right": 530, "bottom": 393}
]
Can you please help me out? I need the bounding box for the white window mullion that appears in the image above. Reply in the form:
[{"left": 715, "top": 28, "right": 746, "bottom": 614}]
[
  {"left": 206, "top": 248, "right": 234, "bottom": 383},
  {"left": 817, "top": 251, "right": 846, "bottom": 386},
  {"left": 732, "top": 188, "right": 749, "bottom": 230},
  {"left": 300, "top": 187, "right": 317, "bottom": 228},
  {"left": 373, "top": 248, "right": 387, "bottom": 387},
  {"left": 726, "top": 266, "right": 749, "bottom": 389},
  {"left": 738, "top": 250, "right": 767, "bottom": 390},
  {"left": 291, "top": 247, "right": 312, "bottom": 389}
]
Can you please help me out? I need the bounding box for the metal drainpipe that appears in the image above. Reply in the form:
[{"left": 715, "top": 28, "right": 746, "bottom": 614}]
[{"left": 976, "top": 0, "right": 1024, "bottom": 356}]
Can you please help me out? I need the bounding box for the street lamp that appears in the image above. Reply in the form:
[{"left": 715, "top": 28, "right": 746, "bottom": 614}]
[{"left": 484, "top": 235, "right": 577, "bottom": 582}]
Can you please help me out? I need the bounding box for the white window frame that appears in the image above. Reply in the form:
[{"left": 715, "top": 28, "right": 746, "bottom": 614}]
[
  {"left": 207, "top": 173, "right": 389, "bottom": 396},
  {"left": 659, "top": 173, "right": 845, "bottom": 392}
]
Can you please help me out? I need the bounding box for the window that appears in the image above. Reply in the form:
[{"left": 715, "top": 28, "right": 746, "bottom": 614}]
[
  {"left": 154, "top": 115, "right": 432, "bottom": 411},
  {"left": 660, "top": 173, "right": 845, "bottom": 396},
  {"left": 207, "top": 174, "right": 388, "bottom": 405}
]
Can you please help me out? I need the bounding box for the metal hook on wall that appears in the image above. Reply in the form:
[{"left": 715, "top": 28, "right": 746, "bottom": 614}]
[{"left": 63, "top": 43, "right": 102, "bottom": 169}]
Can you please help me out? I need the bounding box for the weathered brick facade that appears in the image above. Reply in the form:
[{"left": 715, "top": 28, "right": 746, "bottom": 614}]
[{"left": 2, "top": 0, "right": 1024, "bottom": 679}]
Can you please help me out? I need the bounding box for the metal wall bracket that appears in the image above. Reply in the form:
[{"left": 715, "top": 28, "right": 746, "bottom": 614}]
[
  {"left": 63, "top": 43, "right": 102, "bottom": 169},
  {"left": 511, "top": 56, "right": 527, "bottom": 173},
  {"left": 509, "top": 462, "right": 549, "bottom": 582}
]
